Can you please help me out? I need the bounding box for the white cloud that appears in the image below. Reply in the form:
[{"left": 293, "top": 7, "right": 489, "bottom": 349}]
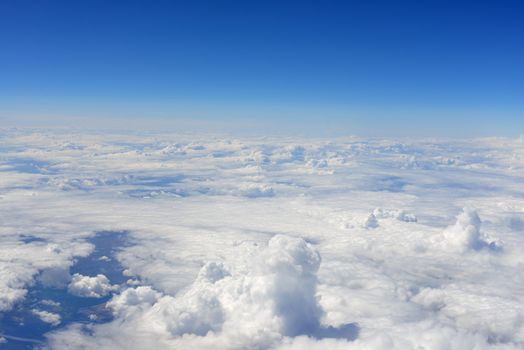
[
  {"left": 373, "top": 207, "right": 417, "bottom": 222},
  {"left": 67, "top": 274, "right": 117, "bottom": 298},
  {"left": 236, "top": 183, "right": 275, "bottom": 198},
  {"left": 1, "top": 130, "right": 524, "bottom": 349},
  {"left": 107, "top": 286, "right": 161, "bottom": 315},
  {"left": 435, "top": 207, "right": 497, "bottom": 252},
  {"left": 0, "top": 239, "right": 92, "bottom": 312},
  {"left": 32, "top": 309, "right": 61, "bottom": 326},
  {"left": 123, "top": 234, "right": 321, "bottom": 341},
  {"left": 46, "top": 234, "right": 328, "bottom": 348},
  {"left": 41, "top": 299, "right": 61, "bottom": 307}
]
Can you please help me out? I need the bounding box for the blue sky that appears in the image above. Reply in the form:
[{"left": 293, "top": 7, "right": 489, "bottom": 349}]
[{"left": 0, "top": 0, "right": 523, "bottom": 135}]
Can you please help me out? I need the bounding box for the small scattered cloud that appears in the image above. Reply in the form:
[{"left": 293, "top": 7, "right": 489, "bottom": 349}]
[
  {"left": 32, "top": 309, "right": 61, "bottom": 326},
  {"left": 67, "top": 274, "right": 117, "bottom": 298}
]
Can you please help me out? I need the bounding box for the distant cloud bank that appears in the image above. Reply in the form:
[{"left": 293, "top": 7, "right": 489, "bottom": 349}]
[{"left": 0, "top": 129, "right": 523, "bottom": 349}]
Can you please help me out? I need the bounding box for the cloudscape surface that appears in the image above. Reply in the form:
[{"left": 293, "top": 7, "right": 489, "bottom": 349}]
[
  {"left": 1, "top": 1, "right": 524, "bottom": 349},
  {"left": 1, "top": 130, "right": 524, "bottom": 349}
]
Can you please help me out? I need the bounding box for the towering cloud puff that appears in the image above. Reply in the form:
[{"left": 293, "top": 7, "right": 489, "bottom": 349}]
[
  {"left": 172, "top": 235, "right": 320, "bottom": 339},
  {"left": 444, "top": 208, "right": 483, "bottom": 251},
  {"left": 64, "top": 235, "right": 325, "bottom": 349},
  {"left": 437, "top": 208, "right": 497, "bottom": 252},
  {"left": 261, "top": 234, "right": 322, "bottom": 336}
]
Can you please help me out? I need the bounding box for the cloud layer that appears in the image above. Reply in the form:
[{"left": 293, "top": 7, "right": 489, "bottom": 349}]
[{"left": 0, "top": 129, "right": 523, "bottom": 348}]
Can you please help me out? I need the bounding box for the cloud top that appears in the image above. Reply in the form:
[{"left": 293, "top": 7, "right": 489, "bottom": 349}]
[{"left": 67, "top": 274, "right": 117, "bottom": 298}]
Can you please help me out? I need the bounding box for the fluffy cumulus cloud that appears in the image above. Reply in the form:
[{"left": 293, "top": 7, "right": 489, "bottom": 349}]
[
  {"left": 435, "top": 207, "right": 498, "bottom": 252},
  {"left": 0, "top": 240, "right": 93, "bottom": 312},
  {"left": 106, "top": 286, "right": 161, "bottom": 314},
  {"left": 46, "top": 235, "right": 329, "bottom": 349},
  {"left": 1, "top": 129, "right": 524, "bottom": 349},
  {"left": 32, "top": 309, "right": 61, "bottom": 326},
  {"left": 67, "top": 274, "right": 117, "bottom": 298}
]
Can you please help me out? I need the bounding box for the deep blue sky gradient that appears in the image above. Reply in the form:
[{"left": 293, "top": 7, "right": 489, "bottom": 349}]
[{"left": 0, "top": 0, "right": 522, "bottom": 135}]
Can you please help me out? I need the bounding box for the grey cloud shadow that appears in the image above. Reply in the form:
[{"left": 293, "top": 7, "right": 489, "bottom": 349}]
[{"left": 312, "top": 323, "right": 360, "bottom": 341}]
